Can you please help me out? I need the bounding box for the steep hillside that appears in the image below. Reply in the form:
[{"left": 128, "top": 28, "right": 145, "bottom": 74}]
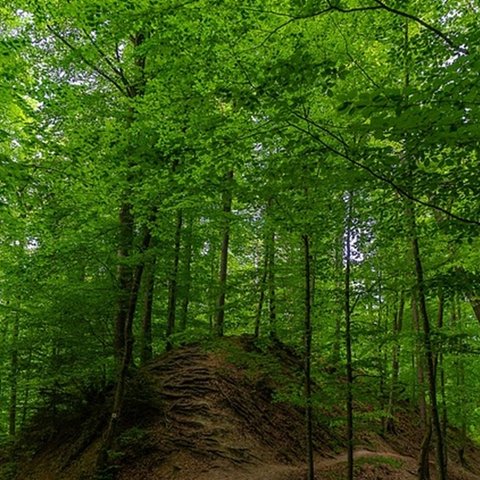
[{"left": 6, "top": 336, "right": 480, "bottom": 480}]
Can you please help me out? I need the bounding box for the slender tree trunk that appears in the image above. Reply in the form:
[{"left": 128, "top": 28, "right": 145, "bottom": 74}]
[
  {"left": 140, "top": 254, "right": 156, "bottom": 365},
  {"left": 408, "top": 206, "right": 447, "bottom": 480},
  {"left": 114, "top": 201, "right": 135, "bottom": 363},
  {"left": 215, "top": 170, "right": 233, "bottom": 337},
  {"left": 344, "top": 194, "right": 354, "bottom": 480},
  {"left": 267, "top": 230, "right": 277, "bottom": 340},
  {"left": 9, "top": 311, "right": 20, "bottom": 437},
  {"left": 125, "top": 227, "right": 152, "bottom": 366},
  {"left": 97, "top": 30, "right": 147, "bottom": 472},
  {"left": 302, "top": 234, "right": 314, "bottom": 480},
  {"left": 377, "top": 273, "right": 388, "bottom": 432},
  {"left": 208, "top": 241, "right": 217, "bottom": 332},
  {"left": 166, "top": 210, "right": 183, "bottom": 350},
  {"left": 386, "top": 292, "right": 405, "bottom": 434},
  {"left": 437, "top": 295, "right": 448, "bottom": 470},
  {"left": 254, "top": 240, "right": 268, "bottom": 338},
  {"left": 452, "top": 297, "right": 467, "bottom": 467},
  {"left": 418, "top": 420, "right": 433, "bottom": 480},
  {"left": 98, "top": 226, "right": 151, "bottom": 468},
  {"left": 412, "top": 297, "right": 427, "bottom": 425},
  {"left": 468, "top": 297, "right": 480, "bottom": 323},
  {"left": 20, "top": 348, "right": 33, "bottom": 428},
  {"left": 332, "top": 232, "right": 343, "bottom": 365},
  {"left": 401, "top": 16, "right": 446, "bottom": 478},
  {"left": 179, "top": 217, "right": 194, "bottom": 331}
]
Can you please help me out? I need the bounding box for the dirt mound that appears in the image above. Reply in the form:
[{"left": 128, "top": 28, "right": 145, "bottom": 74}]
[
  {"left": 115, "top": 337, "right": 334, "bottom": 480},
  {"left": 9, "top": 336, "right": 480, "bottom": 480}
]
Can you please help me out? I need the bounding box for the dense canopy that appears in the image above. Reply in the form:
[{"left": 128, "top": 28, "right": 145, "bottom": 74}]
[{"left": 0, "top": 1, "right": 479, "bottom": 479}]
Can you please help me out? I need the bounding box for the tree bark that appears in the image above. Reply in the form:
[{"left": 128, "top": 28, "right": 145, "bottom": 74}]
[
  {"left": 267, "top": 229, "right": 277, "bottom": 340},
  {"left": 468, "top": 297, "right": 480, "bottom": 323},
  {"left": 344, "top": 193, "right": 354, "bottom": 480},
  {"left": 332, "top": 231, "right": 344, "bottom": 366},
  {"left": 166, "top": 210, "right": 183, "bottom": 350},
  {"left": 140, "top": 253, "right": 156, "bottom": 365},
  {"left": 437, "top": 295, "right": 448, "bottom": 470},
  {"left": 99, "top": 226, "right": 152, "bottom": 465},
  {"left": 401, "top": 19, "right": 446, "bottom": 476},
  {"left": 452, "top": 297, "right": 468, "bottom": 468},
  {"left": 302, "top": 233, "right": 315, "bottom": 480},
  {"left": 412, "top": 297, "right": 427, "bottom": 425},
  {"left": 386, "top": 292, "right": 405, "bottom": 434},
  {"left": 418, "top": 420, "right": 432, "bottom": 480},
  {"left": 9, "top": 311, "right": 20, "bottom": 437},
  {"left": 254, "top": 241, "right": 268, "bottom": 338},
  {"left": 114, "top": 201, "right": 135, "bottom": 363},
  {"left": 179, "top": 216, "right": 194, "bottom": 331},
  {"left": 208, "top": 240, "right": 217, "bottom": 332},
  {"left": 408, "top": 206, "right": 447, "bottom": 480},
  {"left": 215, "top": 170, "right": 233, "bottom": 336},
  {"left": 20, "top": 348, "right": 33, "bottom": 428}
]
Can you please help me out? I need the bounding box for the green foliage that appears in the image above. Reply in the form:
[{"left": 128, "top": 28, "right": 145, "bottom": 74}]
[
  {"left": 355, "top": 455, "right": 403, "bottom": 470},
  {"left": 0, "top": 0, "right": 479, "bottom": 471},
  {"left": 117, "top": 426, "right": 148, "bottom": 450},
  {"left": 0, "top": 461, "right": 17, "bottom": 480}
]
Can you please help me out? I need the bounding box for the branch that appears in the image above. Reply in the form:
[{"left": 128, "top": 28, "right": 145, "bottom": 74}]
[
  {"left": 80, "top": 28, "right": 131, "bottom": 89},
  {"left": 287, "top": 120, "right": 480, "bottom": 227},
  {"left": 372, "top": 0, "right": 462, "bottom": 52},
  {"left": 331, "top": 15, "right": 382, "bottom": 89},
  {"left": 252, "top": 1, "right": 461, "bottom": 52},
  {"left": 252, "top": 5, "right": 383, "bottom": 47},
  {"left": 292, "top": 111, "right": 349, "bottom": 148},
  {"left": 305, "top": 4, "right": 383, "bottom": 17},
  {"left": 46, "top": 24, "right": 128, "bottom": 96}
]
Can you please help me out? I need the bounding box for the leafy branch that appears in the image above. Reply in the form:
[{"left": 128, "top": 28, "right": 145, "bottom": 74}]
[
  {"left": 287, "top": 115, "right": 480, "bottom": 227},
  {"left": 46, "top": 24, "right": 128, "bottom": 96},
  {"left": 252, "top": 1, "right": 462, "bottom": 52}
]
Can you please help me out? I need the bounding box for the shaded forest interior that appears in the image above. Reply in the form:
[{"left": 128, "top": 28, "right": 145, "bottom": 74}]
[
  {"left": 1, "top": 1, "right": 480, "bottom": 479},
  {"left": 5, "top": 337, "right": 480, "bottom": 480}
]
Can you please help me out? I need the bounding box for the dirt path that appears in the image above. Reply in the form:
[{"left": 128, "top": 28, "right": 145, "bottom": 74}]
[
  {"left": 315, "top": 448, "right": 415, "bottom": 467},
  {"left": 14, "top": 338, "right": 480, "bottom": 480}
]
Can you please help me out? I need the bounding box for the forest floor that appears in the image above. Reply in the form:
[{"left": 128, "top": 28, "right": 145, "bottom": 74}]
[{"left": 7, "top": 335, "right": 480, "bottom": 480}]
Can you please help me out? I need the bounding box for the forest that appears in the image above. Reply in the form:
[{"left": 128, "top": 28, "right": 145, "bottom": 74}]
[{"left": 1, "top": 1, "right": 480, "bottom": 479}]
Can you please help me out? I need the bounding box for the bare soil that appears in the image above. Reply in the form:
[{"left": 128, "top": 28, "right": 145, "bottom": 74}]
[{"left": 11, "top": 336, "right": 480, "bottom": 480}]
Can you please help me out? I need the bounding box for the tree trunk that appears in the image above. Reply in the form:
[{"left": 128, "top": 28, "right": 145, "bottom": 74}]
[
  {"left": 208, "top": 240, "right": 217, "bottom": 332},
  {"left": 254, "top": 239, "right": 268, "bottom": 338},
  {"left": 408, "top": 206, "right": 447, "bottom": 480},
  {"left": 125, "top": 227, "right": 152, "bottom": 366},
  {"left": 140, "top": 254, "right": 156, "bottom": 365},
  {"left": 332, "top": 232, "right": 343, "bottom": 365},
  {"left": 386, "top": 292, "right": 405, "bottom": 434},
  {"left": 97, "top": 226, "right": 151, "bottom": 469},
  {"left": 412, "top": 296, "right": 427, "bottom": 425},
  {"left": 97, "top": 30, "right": 147, "bottom": 472},
  {"left": 377, "top": 273, "right": 388, "bottom": 432},
  {"left": 215, "top": 170, "right": 233, "bottom": 337},
  {"left": 166, "top": 210, "right": 183, "bottom": 350},
  {"left": 267, "top": 229, "right": 277, "bottom": 340},
  {"left": 401, "top": 17, "right": 446, "bottom": 478},
  {"left": 452, "top": 297, "right": 468, "bottom": 468},
  {"left": 418, "top": 420, "right": 432, "bottom": 480},
  {"left": 302, "top": 233, "right": 314, "bottom": 480},
  {"left": 114, "top": 201, "right": 135, "bottom": 364},
  {"left": 469, "top": 297, "right": 480, "bottom": 323},
  {"left": 437, "top": 295, "right": 448, "bottom": 470},
  {"left": 20, "top": 348, "right": 33, "bottom": 428},
  {"left": 9, "top": 311, "right": 20, "bottom": 437},
  {"left": 179, "top": 217, "right": 194, "bottom": 331},
  {"left": 344, "top": 193, "right": 354, "bottom": 480}
]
